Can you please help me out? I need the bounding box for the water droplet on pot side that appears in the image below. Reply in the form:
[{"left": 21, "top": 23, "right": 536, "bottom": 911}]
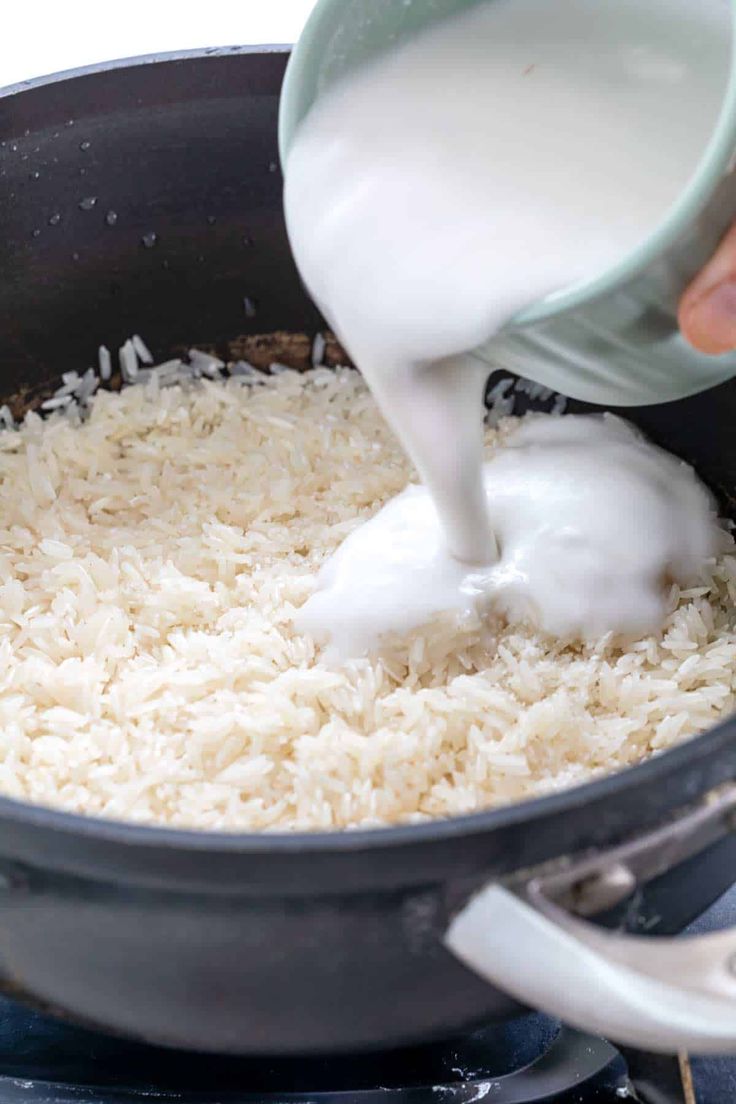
[
  {"left": 79, "top": 140, "right": 91, "bottom": 151},
  {"left": 242, "top": 235, "right": 254, "bottom": 247},
  {"left": 243, "top": 296, "right": 257, "bottom": 318},
  {"left": 141, "top": 232, "right": 158, "bottom": 248},
  {"left": 72, "top": 252, "right": 80, "bottom": 261},
  {"left": 268, "top": 161, "right": 278, "bottom": 173},
  {"left": 207, "top": 215, "right": 217, "bottom": 225},
  {"left": 79, "top": 196, "right": 97, "bottom": 211},
  {"left": 48, "top": 213, "right": 61, "bottom": 226},
  {"left": 29, "top": 171, "right": 40, "bottom": 180},
  {"left": 32, "top": 229, "right": 41, "bottom": 238},
  {"left": 105, "top": 210, "right": 118, "bottom": 226}
]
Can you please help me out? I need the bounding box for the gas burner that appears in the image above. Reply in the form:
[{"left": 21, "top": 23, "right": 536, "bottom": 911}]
[{"left": 0, "top": 997, "right": 693, "bottom": 1104}]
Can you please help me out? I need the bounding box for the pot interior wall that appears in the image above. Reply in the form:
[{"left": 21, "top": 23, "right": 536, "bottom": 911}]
[{"left": 0, "top": 52, "right": 318, "bottom": 399}]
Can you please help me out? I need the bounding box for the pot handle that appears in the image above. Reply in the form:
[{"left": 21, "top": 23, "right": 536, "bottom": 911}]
[{"left": 446, "top": 784, "right": 736, "bottom": 1054}]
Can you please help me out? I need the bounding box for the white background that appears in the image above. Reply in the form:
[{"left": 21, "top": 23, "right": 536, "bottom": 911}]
[{"left": 1, "top": 1, "right": 317, "bottom": 89}]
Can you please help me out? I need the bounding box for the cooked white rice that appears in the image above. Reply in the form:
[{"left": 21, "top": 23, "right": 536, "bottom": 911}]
[{"left": 0, "top": 363, "right": 734, "bottom": 832}]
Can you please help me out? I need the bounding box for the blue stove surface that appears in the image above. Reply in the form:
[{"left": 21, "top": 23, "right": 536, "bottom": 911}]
[{"left": 688, "top": 884, "right": 736, "bottom": 1103}]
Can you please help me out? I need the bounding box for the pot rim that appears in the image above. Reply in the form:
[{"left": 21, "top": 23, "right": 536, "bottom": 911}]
[{"left": 0, "top": 43, "right": 290, "bottom": 101}]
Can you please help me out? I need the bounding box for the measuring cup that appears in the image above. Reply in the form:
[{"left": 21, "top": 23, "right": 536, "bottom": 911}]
[{"left": 279, "top": 0, "right": 736, "bottom": 406}]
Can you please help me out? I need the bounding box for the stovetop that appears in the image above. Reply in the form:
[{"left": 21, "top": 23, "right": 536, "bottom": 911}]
[
  {"left": 0, "top": 1006, "right": 639, "bottom": 1104},
  {"left": 0, "top": 886, "right": 734, "bottom": 1104}
]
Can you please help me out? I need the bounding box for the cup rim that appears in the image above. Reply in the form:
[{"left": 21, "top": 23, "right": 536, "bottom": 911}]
[{"left": 280, "top": 0, "right": 736, "bottom": 329}]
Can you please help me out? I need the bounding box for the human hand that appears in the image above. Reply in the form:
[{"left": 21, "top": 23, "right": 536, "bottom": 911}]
[{"left": 679, "top": 224, "right": 736, "bottom": 354}]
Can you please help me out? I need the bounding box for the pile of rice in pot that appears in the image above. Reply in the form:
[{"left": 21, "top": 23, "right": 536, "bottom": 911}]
[{"left": 0, "top": 350, "right": 733, "bottom": 832}]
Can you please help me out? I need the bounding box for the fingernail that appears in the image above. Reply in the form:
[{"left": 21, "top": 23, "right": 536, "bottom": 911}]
[{"left": 683, "top": 279, "right": 736, "bottom": 355}]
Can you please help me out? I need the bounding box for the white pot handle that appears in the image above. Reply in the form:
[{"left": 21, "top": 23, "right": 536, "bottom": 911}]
[{"left": 446, "top": 784, "right": 736, "bottom": 1055}]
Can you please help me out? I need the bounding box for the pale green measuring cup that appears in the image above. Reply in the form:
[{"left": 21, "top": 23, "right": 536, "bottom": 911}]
[{"left": 279, "top": 0, "right": 736, "bottom": 406}]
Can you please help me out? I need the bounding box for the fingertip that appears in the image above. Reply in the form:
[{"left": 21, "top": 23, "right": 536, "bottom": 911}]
[
  {"left": 679, "top": 281, "right": 736, "bottom": 356},
  {"left": 678, "top": 222, "right": 736, "bottom": 352}
]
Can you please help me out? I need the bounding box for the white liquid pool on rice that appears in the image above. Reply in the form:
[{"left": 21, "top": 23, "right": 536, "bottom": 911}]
[{"left": 0, "top": 365, "right": 734, "bottom": 832}]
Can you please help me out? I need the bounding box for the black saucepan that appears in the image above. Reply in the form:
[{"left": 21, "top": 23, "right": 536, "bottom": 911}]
[{"left": 0, "top": 47, "right": 735, "bottom": 1057}]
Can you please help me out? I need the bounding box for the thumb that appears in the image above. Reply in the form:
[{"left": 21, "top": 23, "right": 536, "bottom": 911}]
[{"left": 679, "top": 222, "right": 736, "bottom": 355}]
